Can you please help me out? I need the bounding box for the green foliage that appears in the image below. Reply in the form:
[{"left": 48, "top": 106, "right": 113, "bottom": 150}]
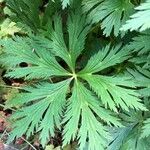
[
  {"left": 80, "top": 74, "right": 146, "bottom": 112},
  {"left": 108, "top": 110, "right": 150, "bottom": 150},
  {"left": 6, "top": 0, "right": 42, "bottom": 31},
  {"left": 141, "top": 118, "right": 150, "bottom": 138},
  {"left": 0, "top": 36, "right": 68, "bottom": 79},
  {"left": 128, "top": 30, "right": 150, "bottom": 69},
  {"left": 0, "top": 0, "right": 150, "bottom": 150},
  {"left": 82, "top": 0, "right": 134, "bottom": 36},
  {"left": 61, "top": 0, "right": 70, "bottom": 9},
  {"left": 6, "top": 79, "right": 71, "bottom": 147},
  {"left": 121, "top": 0, "right": 150, "bottom": 31}
]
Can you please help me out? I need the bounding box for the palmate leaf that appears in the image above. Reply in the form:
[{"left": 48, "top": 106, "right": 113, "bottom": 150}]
[
  {"left": 83, "top": 0, "right": 134, "bottom": 36},
  {"left": 7, "top": 79, "right": 71, "bottom": 147},
  {"left": 1, "top": 7, "right": 90, "bottom": 76},
  {"left": 1, "top": 4, "right": 148, "bottom": 150},
  {"left": 0, "top": 36, "right": 69, "bottom": 79},
  {"left": 121, "top": 0, "right": 150, "bottom": 31},
  {"left": 63, "top": 81, "right": 121, "bottom": 150}
]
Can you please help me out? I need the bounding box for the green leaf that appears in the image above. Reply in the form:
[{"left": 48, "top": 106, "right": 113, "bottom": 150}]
[
  {"left": 128, "top": 31, "right": 150, "bottom": 69},
  {"left": 50, "top": 15, "right": 72, "bottom": 70},
  {"left": 107, "top": 125, "right": 134, "bottom": 150},
  {"left": 128, "top": 67, "right": 150, "bottom": 97},
  {"left": 51, "top": 10, "right": 91, "bottom": 71},
  {"left": 121, "top": 0, "right": 150, "bottom": 31},
  {"left": 80, "top": 74, "right": 146, "bottom": 112},
  {"left": 120, "top": 125, "right": 150, "bottom": 150},
  {"left": 63, "top": 81, "right": 121, "bottom": 150},
  {"left": 2, "top": 1, "right": 149, "bottom": 149},
  {"left": 61, "top": 0, "right": 70, "bottom": 9},
  {"left": 83, "top": 0, "right": 134, "bottom": 36},
  {"left": 0, "top": 36, "right": 69, "bottom": 79},
  {"left": 128, "top": 31, "right": 150, "bottom": 55},
  {"left": 141, "top": 118, "right": 150, "bottom": 138},
  {"left": 6, "top": 0, "right": 42, "bottom": 31},
  {"left": 108, "top": 110, "right": 150, "bottom": 150},
  {"left": 79, "top": 44, "right": 130, "bottom": 74},
  {"left": 82, "top": 0, "right": 102, "bottom": 13},
  {"left": 7, "top": 79, "right": 71, "bottom": 147},
  {"left": 68, "top": 10, "right": 91, "bottom": 67}
]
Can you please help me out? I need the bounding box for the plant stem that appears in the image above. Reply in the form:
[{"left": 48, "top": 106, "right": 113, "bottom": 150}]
[
  {"left": 20, "top": 137, "right": 37, "bottom": 150},
  {"left": 0, "top": 85, "right": 23, "bottom": 89}
]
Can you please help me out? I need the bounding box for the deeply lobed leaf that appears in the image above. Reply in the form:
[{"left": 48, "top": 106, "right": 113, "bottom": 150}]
[
  {"left": 83, "top": 0, "right": 134, "bottom": 36},
  {"left": 79, "top": 44, "right": 130, "bottom": 74},
  {"left": 0, "top": 36, "right": 69, "bottom": 79},
  {"left": 63, "top": 81, "right": 121, "bottom": 150},
  {"left": 7, "top": 79, "right": 71, "bottom": 146},
  {"left": 80, "top": 74, "right": 146, "bottom": 112}
]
